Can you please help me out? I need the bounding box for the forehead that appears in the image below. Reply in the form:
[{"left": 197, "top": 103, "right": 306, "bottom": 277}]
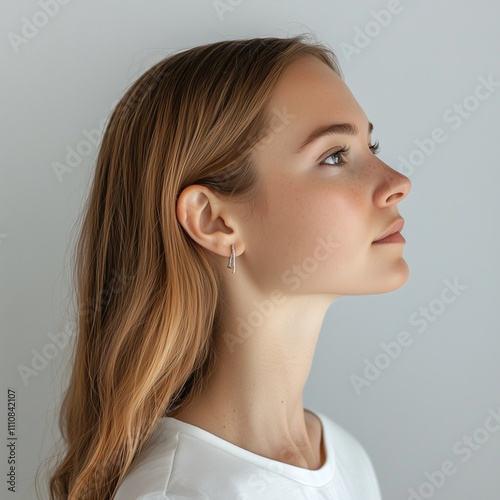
[{"left": 262, "top": 56, "right": 369, "bottom": 149}]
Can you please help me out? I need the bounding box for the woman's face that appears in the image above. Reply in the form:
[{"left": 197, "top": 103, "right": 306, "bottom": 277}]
[{"left": 235, "top": 55, "right": 411, "bottom": 298}]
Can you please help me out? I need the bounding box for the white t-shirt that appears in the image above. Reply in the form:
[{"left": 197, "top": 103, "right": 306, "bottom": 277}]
[{"left": 114, "top": 409, "right": 382, "bottom": 499}]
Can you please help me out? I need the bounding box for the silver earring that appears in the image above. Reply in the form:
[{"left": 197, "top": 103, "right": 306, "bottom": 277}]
[{"left": 227, "top": 244, "right": 236, "bottom": 273}]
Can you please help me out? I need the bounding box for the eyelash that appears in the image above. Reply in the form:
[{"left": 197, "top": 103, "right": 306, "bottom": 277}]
[{"left": 320, "top": 141, "right": 380, "bottom": 167}]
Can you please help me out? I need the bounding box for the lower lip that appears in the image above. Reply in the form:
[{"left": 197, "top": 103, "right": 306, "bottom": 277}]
[{"left": 372, "top": 232, "right": 406, "bottom": 244}]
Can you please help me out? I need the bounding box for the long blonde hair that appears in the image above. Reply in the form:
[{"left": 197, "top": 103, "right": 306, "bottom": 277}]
[{"left": 40, "top": 34, "right": 342, "bottom": 499}]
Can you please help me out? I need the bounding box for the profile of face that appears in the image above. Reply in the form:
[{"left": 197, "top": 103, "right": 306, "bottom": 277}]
[{"left": 230, "top": 55, "right": 412, "bottom": 298}]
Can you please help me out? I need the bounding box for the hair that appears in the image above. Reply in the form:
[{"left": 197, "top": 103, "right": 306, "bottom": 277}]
[{"left": 39, "top": 33, "right": 343, "bottom": 499}]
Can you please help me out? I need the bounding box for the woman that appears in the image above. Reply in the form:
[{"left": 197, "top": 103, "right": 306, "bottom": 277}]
[{"left": 43, "top": 34, "right": 410, "bottom": 499}]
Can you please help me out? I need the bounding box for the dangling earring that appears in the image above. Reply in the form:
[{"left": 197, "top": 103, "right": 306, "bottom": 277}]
[{"left": 227, "top": 244, "right": 236, "bottom": 273}]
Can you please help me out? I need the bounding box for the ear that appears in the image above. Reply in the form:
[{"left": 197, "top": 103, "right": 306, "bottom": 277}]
[{"left": 176, "top": 184, "right": 244, "bottom": 258}]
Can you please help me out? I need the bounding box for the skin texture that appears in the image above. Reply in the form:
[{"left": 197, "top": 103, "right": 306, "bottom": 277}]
[{"left": 174, "top": 55, "right": 411, "bottom": 470}]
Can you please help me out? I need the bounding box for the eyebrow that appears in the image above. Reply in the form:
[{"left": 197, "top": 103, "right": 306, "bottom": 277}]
[{"left": 295, "top": 121, "right": 374, "bottom": 153}]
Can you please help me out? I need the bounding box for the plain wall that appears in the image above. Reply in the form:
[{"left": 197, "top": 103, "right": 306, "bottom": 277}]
[{"left": 1, "top": 1, "right": 499, "bottom": 499}]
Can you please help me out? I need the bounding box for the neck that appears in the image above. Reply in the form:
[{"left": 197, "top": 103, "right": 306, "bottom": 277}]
[{"left": 170, "top": 295, "right": 334, "bottom": 469}]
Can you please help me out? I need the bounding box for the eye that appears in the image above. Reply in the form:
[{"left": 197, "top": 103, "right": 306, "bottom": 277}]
[
  {"left": 369, "top": 140, "right": 380, "bottom": 155},
  {"left": 320, "top": 145, "right": 350, "bottom": 167},
  {"left": 319, "top": 141, "right": 380, "bottom": 167}
]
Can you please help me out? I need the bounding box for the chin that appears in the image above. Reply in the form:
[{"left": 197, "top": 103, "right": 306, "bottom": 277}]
[
  {"left": 348, "top": 259, "right": 409, "bottom": 296},
  {"left": 374, "top": 260, "right": 410, "bottom": 294},
  {"left": 329, "top": 259, "right": 410, "bottom": 296}
]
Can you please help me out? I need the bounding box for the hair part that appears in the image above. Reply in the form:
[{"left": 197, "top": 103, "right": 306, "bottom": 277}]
[{"left": 39, "top": 33, "right": 342, "bottom": 499}]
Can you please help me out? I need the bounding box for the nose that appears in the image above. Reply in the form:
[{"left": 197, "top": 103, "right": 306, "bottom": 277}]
[{"left": 372, "top": 160, "right": 412, "bottom": 207}]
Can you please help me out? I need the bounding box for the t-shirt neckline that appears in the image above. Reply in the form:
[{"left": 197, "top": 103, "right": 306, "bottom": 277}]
[{"left": 158, "top": 408, "right": 335, "bottom": 487}]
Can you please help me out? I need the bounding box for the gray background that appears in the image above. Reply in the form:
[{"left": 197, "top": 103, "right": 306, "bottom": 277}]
[{"left": 1, "top": 1, "right": 499, "bottom": 499}]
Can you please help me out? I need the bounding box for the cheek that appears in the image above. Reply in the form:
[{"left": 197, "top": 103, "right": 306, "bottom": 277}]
[
  {"left": 306, "top": 183, "right": 369, "bottom": 247},
  {"left": 241, "top": 181, "right": 319, "bottom": 285},
  {"left": 258, "top": 182, "right": 369, "bottom": 272}
]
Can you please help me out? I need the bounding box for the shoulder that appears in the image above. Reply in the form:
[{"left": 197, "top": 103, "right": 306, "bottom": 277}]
[
  {"left": 316, "top": 410, "right": 372, "bottom": 460},
  {"left": 114, "top": 417, "right": 229, "bottom": 500},
  {"left": 114, "top": 420, "right": 178, "bottom": 499},
  {"left": 310, "top": 409, "right": 382, "bottom": 499}
]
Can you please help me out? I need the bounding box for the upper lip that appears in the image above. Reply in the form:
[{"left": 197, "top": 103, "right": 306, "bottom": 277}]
[{"left": 373, "top": 218, "right": 404, "bottom": 242}]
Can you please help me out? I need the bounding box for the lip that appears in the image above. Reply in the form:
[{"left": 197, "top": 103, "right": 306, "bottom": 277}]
[{"left": 372, "top": 218, "right": 405, "bottom": 244}]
